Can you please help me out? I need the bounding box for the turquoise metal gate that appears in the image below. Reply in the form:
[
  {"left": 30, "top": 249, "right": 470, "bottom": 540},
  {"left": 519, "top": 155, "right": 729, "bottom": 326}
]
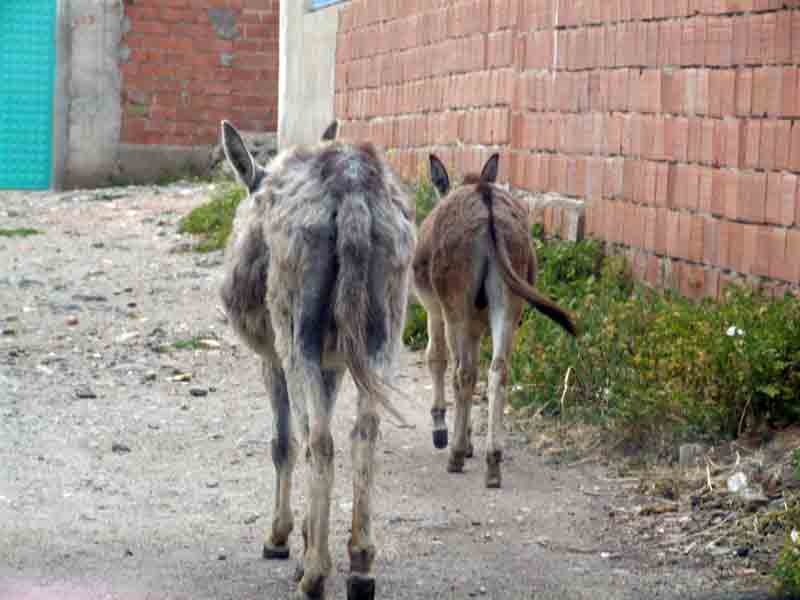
[{"left": 0, "top": 0, "right": 57, "bottom": 190}]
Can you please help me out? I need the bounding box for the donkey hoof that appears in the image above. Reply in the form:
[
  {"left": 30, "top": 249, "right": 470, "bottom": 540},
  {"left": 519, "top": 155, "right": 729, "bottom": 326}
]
[
  {"left": 465, "top": 442, "right": 474, "bottom": 458},
  {"left": 297, "top": 575, "right": 325, "bottom": 600},
  {"left": 347, "top": 575, "right": 376, "bottom": 600},
  {"left": 293, "top": 563, "right": 305, "bottom": 583},
  {"left": 262, "top": 543, "right": 290, "bottom": 560},
  {"left": 432, "top": 429, "right": 448, "bottom": 449},
  {"left": 485, "top": 471, "right": 502, "bottom": 488},
  {"left": 485, "top": 451, "right": 503, "bottom": 488},
  {"left": 447, "top": 451, "right": 466, "bottom": 473}
]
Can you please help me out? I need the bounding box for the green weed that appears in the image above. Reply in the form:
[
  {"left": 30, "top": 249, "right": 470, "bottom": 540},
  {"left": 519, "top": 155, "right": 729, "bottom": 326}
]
[
  {"left": 0, "top": 228, "right": 41, "bottom": 238},
  {"left": 178, "top": 182, "right": 246, "bottom": 252}
]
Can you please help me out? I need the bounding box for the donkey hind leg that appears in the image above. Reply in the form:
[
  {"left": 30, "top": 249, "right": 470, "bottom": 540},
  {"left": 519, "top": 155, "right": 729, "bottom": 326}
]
[
  {"left": 283, "top": 359, "right": 340, "bottom": 600},
  {"left": 484, "top": 268, "right": 523, "bottom": 489},
  {"left": 425, "top": 304, "right": 449, "bottom": 450},
  {"left": 347, "top": 389, "right": 380, "bottom": 600},
  {"left": 262, "top": 356, "right": 298, "bottom": 560},
  {"left": 287, "top": 362, "right": 343, "bottom": 600},
  {"left": 292, "top": 368, "right": 343, "bottom": 587},
  {"left": 445, "top": 320, "right": 481, "bottom": 474}
]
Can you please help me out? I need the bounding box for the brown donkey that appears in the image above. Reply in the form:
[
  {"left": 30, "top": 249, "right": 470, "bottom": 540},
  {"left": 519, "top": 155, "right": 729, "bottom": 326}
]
[
  {"left": 220, "top": 120, "right": 416, "bottom": 599},
  {"left": 413, "top": 154, "right": 577, "bottom": 488}
]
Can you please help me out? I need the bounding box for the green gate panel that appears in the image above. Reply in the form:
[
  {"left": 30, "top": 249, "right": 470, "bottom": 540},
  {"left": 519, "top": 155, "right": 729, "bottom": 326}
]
[{"left": 0, "top": 0, "right": 57, "bottom": 190}]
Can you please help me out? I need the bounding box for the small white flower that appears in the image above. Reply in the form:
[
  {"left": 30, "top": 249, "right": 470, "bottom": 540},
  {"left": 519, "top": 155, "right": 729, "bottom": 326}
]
[
  {"left": 792, "top": 529, "right": 799, "bottom": 544},
  {"left": 726, "top": 326, "right": 744, "bottom": 337}
]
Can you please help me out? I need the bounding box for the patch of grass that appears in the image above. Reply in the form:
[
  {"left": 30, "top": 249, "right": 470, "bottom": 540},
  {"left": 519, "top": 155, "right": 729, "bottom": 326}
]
[
  {"left": 0, "top": 227, "right": 41, "bottom": 238},
  {"left": 178, "top": 182, "right": 246, "bottom": 252},
  {"left": 403, "top": 302, "right": 428, "bottom": 351},
  {"left": 172, "top": 337, "right": 202, "bottom": 351}
]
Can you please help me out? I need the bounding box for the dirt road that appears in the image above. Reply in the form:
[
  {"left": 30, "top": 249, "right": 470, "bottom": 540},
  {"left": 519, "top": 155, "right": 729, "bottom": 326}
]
[{"left": 0, "top": 185, "right": 771, "bottom": 599}]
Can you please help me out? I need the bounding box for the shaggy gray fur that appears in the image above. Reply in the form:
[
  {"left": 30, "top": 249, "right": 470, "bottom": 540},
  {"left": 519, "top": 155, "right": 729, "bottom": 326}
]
[{"left": 219, "top": 121, "right": 415, "bottom": 598}]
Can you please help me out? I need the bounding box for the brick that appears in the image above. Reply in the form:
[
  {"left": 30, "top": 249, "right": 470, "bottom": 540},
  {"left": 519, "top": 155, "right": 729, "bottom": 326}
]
[
  {"left": 751, "top": 67, "right": 771, "bottom": 117},
  {"left": 665, "top": 116, "right": 688, "bottom": 163},
  {"left": 700, "top": 118, "right": 715, "bottom": 165},
  {"left": 642, "top": 161, "right": 659, "bottom": 206},
  {"left": 698, "top": 167, "right": 714, "bottom": 214},
  {"left": 658, "top": 21, "right": 682, "bottom": 67},
  {"left": 719, "top": 221, "right": 737, "bottom": 271},
  {"left": 686, "top": 164, "right": 701, "bottom": 211},
  {"left": 723, "top": 118, "right": 744, "bottom": 168},
  {"left": 788, "top": 230, "right": 800, "bottom": 283},
  {"left": 712, "top": 171, "right": 741, "bottom": 219},
  {"left": 794, "top": 11, "right": 800, "bottom": 64},
  {"left": 689, "top": 214, "right": 705, "bottom": 263},
  {"left": 735, "top": 68, "right": 753, "bottom": 117},
  {"left": 604, "top": 158, "right": 624, "bottom": 198},
  {"left": 487, "top": 31, "right": 514, "bottom": 68},
  {"left": 775, "top": 120, "right": 792, "bottom": 171},
  {"left": 666, "top": 210, "right": 682, "bottom": 258},
  {"left": 741, "top": 224, "right": 760, "bottom": 275},
  {"left": 782, "top": 67, "right": 799, "bottom": 118},
  {"left": 703, "top": 216, "right": 720, "bottom": 266},
  {"left": 654, "top": 208, "right": 668, "bottom": 255},
  {"left": 682, "top": 16, "right": 707, "bottom": 67},
  {"left": 745, "top": 14, "right": 764, "bottom": 65},
  {"left": 731, "top": 14, "right": 748, "bottom": 66},
  {"left": 712, "top": 168, "right": 728, "bottom": 217},
  {"left": 790, "top": 122, "right": 800, "bottom": 171},
  {"left": 759, "top": 120, "right": 777, "bottom": 171},
  {"left": 687, "top": 117, "right": 703, "bottom": 163},
  {"left": 752, "top": 225, "right": 773, "bottom": 278},
  {"left": 640, "top": 205, "right": 656, "bottom": 251},
  {"left": 743, "top": 119, "right": 761, "bottom": 169},
  {"left": 739, "top": 172, "right": 767, "bottom": 224},
  {"left": 705, "top": 16, "right": 733, "bottom": 67},
  {"left": 768, "top": 228, "right": 791, "bottom": 282},
  {"left": 663, "top": 70, "right": 684, "bottom": 114},
  {"left": 623, "top": 158, "right": 639, "bottom": 202}
]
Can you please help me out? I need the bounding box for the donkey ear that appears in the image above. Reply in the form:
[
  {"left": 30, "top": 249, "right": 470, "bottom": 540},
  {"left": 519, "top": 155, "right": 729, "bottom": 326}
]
[
  {"left": 480, "top": 153, "right": 500, "bottom": 184},
  {"left": 429, "top": 154, "right": 450, "bottom": 197},
  {"left": 321, "top": 120, "right": 338, "bottom": 141},
  {"left": 221, "top": 121, "right": 257, "bottom": 192}
]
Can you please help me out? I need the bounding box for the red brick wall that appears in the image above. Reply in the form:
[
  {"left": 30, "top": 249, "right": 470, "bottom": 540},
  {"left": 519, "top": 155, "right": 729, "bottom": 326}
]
[
  {"left": 335, "top": 0, "right": 800, "bottom": 299},
  {"left": 120, "top": 0, "right": 279, "bottom": 147}
]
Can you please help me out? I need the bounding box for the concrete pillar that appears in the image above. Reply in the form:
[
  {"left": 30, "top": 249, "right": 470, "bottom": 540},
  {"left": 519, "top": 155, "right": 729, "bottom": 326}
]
[
  {"left": 62, "top": 0, "right": 124, "bottom": 188},
  {"left": 278, "top": 0, "right": 342, "bottom": 149}
]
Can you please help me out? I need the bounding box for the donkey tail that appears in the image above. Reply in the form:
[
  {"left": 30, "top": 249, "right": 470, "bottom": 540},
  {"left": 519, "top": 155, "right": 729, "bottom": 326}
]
[
  {"left": 333, "top": 191, "right": 410, "bottom": 427},
  {"left": 478, "top": 184, "right": 578, "bottom": 337}
]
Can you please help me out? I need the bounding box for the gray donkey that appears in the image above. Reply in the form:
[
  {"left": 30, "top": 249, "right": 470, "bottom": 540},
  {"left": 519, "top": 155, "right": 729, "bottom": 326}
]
[
  {"left": 219, "top": 120, "right": 416, "bottom": 600},
  {"left": 413, "top": 154, "right": 577, "bottom": 489}
]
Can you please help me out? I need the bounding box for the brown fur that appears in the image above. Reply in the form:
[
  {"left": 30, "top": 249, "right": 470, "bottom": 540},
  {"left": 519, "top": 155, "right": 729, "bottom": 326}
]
[{"left": 414, "top": 155, "right": 576, "bottom": 488}]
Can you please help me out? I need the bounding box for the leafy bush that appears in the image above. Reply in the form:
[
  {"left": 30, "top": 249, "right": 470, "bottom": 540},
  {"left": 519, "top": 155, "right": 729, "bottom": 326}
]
[
  {"left": 413, "top": 177, "right": 438, "bottom": 226},
  {"left": 403, "top": 302, "right": 429, "bottom": 351},
  {"left": 178, "top": 182, "right": 246, "bottom": 252},
  {"left": 402, "top": 178, "right": 440, "bottom": 349},
  {"left": 511, "top": 241, "right": 800, "bottom": 444},
  {"left": 775, "top": 528, "right": 800, "bottom": 596}
]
